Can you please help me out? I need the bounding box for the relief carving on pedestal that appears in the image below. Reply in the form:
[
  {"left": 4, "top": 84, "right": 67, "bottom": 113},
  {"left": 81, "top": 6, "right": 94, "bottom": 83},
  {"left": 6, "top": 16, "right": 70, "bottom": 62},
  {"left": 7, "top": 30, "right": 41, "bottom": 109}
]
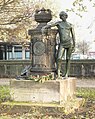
[{"left": 33, "top": 41, "right": 45, "bottom": 56}]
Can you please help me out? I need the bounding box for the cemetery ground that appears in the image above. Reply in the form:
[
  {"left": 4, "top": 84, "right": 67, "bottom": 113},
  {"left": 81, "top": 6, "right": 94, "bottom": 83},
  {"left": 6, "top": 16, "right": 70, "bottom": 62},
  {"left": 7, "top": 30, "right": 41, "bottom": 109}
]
[{"left": 0, "top": 78, "right": 95, "bottom": 119}]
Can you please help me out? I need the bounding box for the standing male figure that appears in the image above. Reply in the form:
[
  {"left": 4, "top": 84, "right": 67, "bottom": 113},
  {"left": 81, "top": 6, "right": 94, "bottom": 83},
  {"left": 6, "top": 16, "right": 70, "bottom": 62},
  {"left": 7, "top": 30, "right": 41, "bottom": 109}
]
[{"left": 42, "top": 11, "right": 75, "bottom": 79}]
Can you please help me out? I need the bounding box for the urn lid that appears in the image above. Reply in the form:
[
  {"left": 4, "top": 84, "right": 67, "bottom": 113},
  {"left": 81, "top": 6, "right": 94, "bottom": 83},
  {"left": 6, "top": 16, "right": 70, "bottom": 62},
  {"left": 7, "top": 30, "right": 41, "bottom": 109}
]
[{"left": 35, "top": 8, "right": 52, "bottom": 23}]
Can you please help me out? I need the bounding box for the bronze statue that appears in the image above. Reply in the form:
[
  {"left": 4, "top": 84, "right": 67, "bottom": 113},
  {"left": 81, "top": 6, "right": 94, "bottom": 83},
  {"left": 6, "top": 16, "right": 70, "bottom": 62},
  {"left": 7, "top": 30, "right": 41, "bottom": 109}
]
[{"left": 42, "top": 11, "right": 75, "bottom": 79}]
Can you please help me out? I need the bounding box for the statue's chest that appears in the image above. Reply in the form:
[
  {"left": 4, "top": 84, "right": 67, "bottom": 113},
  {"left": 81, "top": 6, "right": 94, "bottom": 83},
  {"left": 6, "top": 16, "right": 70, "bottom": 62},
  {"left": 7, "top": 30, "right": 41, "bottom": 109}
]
[{"left": 58, "top": 23, "right": 71, "bottom": 31}]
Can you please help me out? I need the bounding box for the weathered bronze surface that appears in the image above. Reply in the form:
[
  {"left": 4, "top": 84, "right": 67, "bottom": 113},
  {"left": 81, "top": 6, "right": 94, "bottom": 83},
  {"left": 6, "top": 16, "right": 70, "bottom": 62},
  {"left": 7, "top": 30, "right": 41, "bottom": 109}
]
[{"left": 42, "top": 11, "right": 75, "bottom": 78}]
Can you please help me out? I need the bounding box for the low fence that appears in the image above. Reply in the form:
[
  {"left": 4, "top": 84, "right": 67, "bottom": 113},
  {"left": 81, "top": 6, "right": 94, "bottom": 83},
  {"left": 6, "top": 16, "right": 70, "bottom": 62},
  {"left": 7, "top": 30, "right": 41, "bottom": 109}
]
[{"left": 0, "top": 60, "right": 95, "bottom": 78}]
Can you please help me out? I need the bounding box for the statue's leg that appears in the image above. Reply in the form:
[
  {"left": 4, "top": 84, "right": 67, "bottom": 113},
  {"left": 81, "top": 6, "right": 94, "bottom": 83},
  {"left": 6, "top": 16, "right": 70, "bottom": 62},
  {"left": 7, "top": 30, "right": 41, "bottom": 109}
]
[
  {"left": 65, "top": 47, "right": 72, "bottom": 78},
  {"left": 57, "top": 59, "right": 62, "bottom": 78},
  {"left": 57, "top": 45, "right": 65, "bottom": 78}
]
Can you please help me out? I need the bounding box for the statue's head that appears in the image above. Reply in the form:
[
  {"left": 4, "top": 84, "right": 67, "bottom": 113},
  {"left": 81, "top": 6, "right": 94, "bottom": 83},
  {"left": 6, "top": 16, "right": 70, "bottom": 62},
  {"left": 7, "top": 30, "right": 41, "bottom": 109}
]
[{"left": 59, "top": 11, "right": 68, "bottom": 20}]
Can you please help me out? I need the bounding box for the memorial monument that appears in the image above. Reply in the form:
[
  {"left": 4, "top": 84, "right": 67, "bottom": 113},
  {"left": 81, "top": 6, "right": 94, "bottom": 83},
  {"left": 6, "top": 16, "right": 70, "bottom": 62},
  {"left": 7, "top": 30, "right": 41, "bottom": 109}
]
[
  {"left": 17, "top": 8, "right": 75, "bottom": 80},
  {"left": 10, "top": 8, "right": 79, "bottom": 107}
]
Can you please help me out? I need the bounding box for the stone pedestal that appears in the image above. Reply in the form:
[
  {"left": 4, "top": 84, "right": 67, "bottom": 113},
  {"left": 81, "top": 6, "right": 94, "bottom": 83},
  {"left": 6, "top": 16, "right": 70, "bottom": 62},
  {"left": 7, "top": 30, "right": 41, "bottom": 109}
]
[
  {"left": 10, "top": 78, "right": 76, "bottom": 104},
  {"left": 27, "top": 8, "right": 58, "bottom": 77}
]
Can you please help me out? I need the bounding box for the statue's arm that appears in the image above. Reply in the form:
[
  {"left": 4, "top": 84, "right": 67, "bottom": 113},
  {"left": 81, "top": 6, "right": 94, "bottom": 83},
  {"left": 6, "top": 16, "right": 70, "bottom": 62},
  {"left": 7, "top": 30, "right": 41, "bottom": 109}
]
[
  {"left": 71, "top": 25, "right": 75, "bottom": 47},
  {"left": 41, "top": 22, "right": 58, "bottom": 33}
]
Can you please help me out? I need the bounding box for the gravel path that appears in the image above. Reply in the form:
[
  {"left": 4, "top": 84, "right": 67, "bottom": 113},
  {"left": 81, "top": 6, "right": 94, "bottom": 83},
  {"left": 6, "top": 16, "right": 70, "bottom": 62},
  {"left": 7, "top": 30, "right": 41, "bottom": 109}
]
[
  {"left": 0, "top": 78, "right": 95, "bottom": 88},
  {"left": 76, "top": 79, "right": 95, "bottom": 88}
]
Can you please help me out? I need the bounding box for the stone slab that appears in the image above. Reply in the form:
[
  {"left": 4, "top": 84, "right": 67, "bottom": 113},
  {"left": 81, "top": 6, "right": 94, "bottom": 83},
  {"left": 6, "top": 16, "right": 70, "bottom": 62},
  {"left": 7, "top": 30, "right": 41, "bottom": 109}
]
[
  {"left": 10, "top": 78, "right": 76, "bottom": 104},
  {"left": 0, "top": 98, "right": 84, "bottom": 114}
]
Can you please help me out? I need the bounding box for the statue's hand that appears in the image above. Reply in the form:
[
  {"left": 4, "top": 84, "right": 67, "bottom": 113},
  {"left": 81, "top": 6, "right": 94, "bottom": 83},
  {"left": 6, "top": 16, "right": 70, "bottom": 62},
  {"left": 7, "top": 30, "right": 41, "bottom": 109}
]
[{"left": 71, "top": 45, "right": 75, "bottom": 53}]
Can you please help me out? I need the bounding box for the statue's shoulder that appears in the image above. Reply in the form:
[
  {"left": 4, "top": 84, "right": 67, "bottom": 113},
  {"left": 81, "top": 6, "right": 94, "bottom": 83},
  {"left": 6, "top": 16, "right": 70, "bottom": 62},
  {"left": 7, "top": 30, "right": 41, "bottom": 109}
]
[
  {"left": 47, "top": 21, "right": 60, "bottom": 26},
  {"left": 67, "top": 22, "right": 72, "bottom": 26},
  {"left": 53, "top": 21, "right": 61, "bottom": 26},
  {"left": 67, "top": 22, "right": 74, "bottom": 28},
  {"left": 55, "top": 21, "right": 63, "bottom": 26},
  {"left": 57, "top": 21, "right": 62, "bottom": 24}
]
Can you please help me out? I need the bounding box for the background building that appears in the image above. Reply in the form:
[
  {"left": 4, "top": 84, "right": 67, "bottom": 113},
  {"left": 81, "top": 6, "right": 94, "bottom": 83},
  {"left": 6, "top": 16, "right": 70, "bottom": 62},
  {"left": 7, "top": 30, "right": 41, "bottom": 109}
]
[{"left": 0, "top": 42, "right": 30, "bottom": 60}]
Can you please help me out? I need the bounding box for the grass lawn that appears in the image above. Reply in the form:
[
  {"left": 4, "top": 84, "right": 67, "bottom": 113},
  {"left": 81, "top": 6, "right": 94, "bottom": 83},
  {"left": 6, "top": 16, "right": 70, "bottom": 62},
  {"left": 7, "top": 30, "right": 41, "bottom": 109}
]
[{"left": 0, "top": 86, "right": 95, "bottom": 119}]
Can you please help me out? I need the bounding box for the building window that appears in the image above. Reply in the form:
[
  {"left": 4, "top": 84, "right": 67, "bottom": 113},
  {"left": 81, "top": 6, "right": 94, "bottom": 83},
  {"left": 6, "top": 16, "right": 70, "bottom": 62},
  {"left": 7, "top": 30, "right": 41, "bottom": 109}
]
[
  {"left": 7, "top": 45, "right": 22, "bottom": 60},
  {"left": 25, "top": 51, "right": 30, "bottom": 59},
  {"left": 25, "top": 45, "right": 30, "bottom": 59},
  {"left": 7, "top": 46, "right": 12, "bottom": 60},
  {"left": 7, "top": 52, "right": 12, "bottom": 59},
  {"left": 14, "top": 46, "right": 22, "bottom": 59},
  {"left": 0, "top": 44, "right": 30, "bottom": 60},
  {"left": 14, "top": 52, "right": 22, "bottom": 59}
]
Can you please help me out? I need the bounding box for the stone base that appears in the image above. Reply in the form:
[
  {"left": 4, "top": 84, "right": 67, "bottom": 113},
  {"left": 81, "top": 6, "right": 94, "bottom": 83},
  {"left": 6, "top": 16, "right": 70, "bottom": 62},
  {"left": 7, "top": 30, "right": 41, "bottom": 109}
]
[
  {"left": 10, "top": 78, "right": 76, "bottom": 104},
  {"left": 0, "top": 98, "right": 84, "bottom": 114}
]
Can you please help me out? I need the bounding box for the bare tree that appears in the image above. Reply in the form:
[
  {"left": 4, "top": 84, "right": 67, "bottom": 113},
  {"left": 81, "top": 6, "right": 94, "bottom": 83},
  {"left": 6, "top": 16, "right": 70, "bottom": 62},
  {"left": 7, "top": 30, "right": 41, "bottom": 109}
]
[
  {"left": 66, "top": 0, "right": 95, "bottom": 17},
  {"left": 76, "top": 40, "right": 90, "bottom": 55},
  {"left": 0, "top": 0, "right": 59, "bottom": 43}
]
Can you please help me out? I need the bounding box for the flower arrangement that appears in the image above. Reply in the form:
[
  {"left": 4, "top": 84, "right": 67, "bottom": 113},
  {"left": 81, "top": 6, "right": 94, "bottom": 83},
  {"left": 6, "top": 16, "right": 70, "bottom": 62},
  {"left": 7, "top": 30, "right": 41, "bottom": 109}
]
[{"left": 28, "top": 74, "right": 53, "bottom": 83}]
